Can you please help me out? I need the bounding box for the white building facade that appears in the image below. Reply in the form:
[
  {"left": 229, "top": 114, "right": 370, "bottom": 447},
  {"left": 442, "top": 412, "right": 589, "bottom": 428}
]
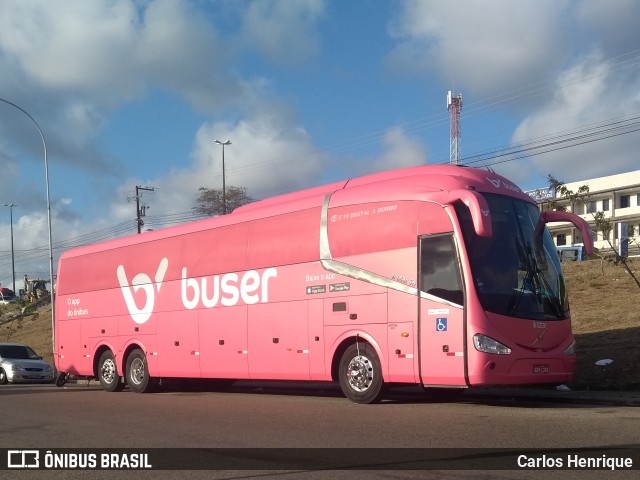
[{"left": 536, "top": 170, "right": 640, "bottom": 255}]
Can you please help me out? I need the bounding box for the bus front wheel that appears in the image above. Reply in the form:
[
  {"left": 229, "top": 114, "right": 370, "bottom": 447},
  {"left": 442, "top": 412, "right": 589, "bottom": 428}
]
[
  {"left": 126, "top": 349, "right": 153, "bottom": 393},
  {"left": 338, "top": 343, "right": 385, "bottom": 404}
]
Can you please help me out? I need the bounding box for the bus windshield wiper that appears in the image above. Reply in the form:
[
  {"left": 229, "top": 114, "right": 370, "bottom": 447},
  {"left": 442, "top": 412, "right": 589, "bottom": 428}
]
[
  {"left": 507, "top": 240, "right": 537, "bottom": 316},
  {"left": 521, "top": 241, "right": 565, "bottom": 319},
  {"left": 532, "top": 260, "right": 566, "bottom": 319}
]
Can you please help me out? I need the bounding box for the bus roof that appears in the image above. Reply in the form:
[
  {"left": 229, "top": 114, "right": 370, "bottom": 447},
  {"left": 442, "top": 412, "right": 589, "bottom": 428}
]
[{"left": 60, "top": 164, "right": 531, "bottom": 260}]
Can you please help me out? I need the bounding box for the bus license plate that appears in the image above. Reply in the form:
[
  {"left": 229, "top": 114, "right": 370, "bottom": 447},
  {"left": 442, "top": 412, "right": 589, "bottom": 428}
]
[{"left": 533, "top": 365, "right": 549, "bottom": 374}]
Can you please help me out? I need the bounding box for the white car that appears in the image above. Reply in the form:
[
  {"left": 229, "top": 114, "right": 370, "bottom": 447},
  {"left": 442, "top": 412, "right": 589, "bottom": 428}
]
[{"left": 0, "top": 343, "right": 54, "bottom": 384}]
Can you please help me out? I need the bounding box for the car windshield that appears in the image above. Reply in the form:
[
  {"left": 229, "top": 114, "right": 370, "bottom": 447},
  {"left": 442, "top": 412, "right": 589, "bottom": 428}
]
[
  {"left": 0, "top": 345, "right": 40, "bottom": 360},
  {"left": 456, "top": 194, "right": 568, "bottom": 321}
]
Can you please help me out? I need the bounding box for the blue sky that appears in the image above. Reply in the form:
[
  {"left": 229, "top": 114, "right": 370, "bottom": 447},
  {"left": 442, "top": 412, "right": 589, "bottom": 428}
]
[{"left": 1, "top": 0, "right": 640, "bottom": 288}]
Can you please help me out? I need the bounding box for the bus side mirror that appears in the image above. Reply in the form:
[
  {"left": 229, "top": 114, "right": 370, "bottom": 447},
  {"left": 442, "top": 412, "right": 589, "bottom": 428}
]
[
  {"left": 443, "top": 189, "right": 492, "bottom": 238},
  {"left": 540, "top": 210, "right": 594, "bottom": 256}
]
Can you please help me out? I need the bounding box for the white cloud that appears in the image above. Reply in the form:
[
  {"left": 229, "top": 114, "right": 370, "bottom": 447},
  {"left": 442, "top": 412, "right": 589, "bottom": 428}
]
[
  {"left": 130, "top": 120, "right": 428, "bottom": 232},
  {"left": 0, "top": 0, "right": 329, "bottom": 183},
  {"left": 241, "top": 0, "right": 326, "bottom": 66},
  {"left": 0, "top": 0, "right": 247, "bottom": 112},
  {"left": 386, "top": 0, "right": 640, "bottom": 189},
  {"left": 508, "top": 52, "right": 640, "bottom": 185},
  {"left": 0, "top": 210, "right": 54, "bottom": 287},
  {"left": 110, "top": 104, "right": 327, "bottom": 230},
  {"left": 576, "top": 0, "right": 640, "bottom": 54},
  {"left": 0, "top": 1, "right": 212, "bottom": 185},
  {"left": 1, "top": 1, "right": 139, "bottom": 96},
  {"left": 387, "top": 0, "right": 570, "bottom": 97},
  {"left": 371, "top": 126, "right": 427, "bottom": 172},
  {"left": 192, "top": 107, "right": 326, "bottom": 199}
]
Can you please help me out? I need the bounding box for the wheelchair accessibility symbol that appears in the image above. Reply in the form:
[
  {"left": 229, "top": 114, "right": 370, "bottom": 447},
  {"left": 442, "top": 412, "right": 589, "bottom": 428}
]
[{"left": 436, "top": 318, "right": 447, "bottom": 332}]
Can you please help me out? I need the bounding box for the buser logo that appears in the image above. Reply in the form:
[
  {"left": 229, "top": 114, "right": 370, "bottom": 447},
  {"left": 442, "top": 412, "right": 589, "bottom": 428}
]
[
  {"left": 486, "top": 176, "right": 521, "bottom": 193},
  {"left": 117, "top": 259, "right": 279, "bottom": 323},
  {"left": 117, "top": 258, "right": 169, "bottom": 325},
  {"left": 181, "top": 267, "right": 278, "bottom": 309}
]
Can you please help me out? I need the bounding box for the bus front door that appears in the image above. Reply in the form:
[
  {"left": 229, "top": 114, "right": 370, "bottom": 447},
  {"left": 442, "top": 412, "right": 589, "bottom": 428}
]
[{"left": 418, "top": 234, "right": 467, "bottom": 387}]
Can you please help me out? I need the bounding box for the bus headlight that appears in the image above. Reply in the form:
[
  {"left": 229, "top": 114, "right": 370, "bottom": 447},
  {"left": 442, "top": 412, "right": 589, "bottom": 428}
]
[
  {"left": 473, "top": 334, "right": 512, "bottom": 355},
  {"left": 564, "top": 339, "right": 576, "bottom": 356}
]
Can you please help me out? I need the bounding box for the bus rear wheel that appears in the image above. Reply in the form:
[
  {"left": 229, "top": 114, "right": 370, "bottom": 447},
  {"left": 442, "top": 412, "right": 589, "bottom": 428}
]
[
  {"left": 55, "top": 372, "right": 68, "bottom": 387},
  {"left": 126, "top": 349, "right": 153, "bottom": 393},
  {"left": 98, "top": 350, "right": 124, "bottom": 392},
  {"left": 338, "top": 342, "right": 385, "bottom": 404}
]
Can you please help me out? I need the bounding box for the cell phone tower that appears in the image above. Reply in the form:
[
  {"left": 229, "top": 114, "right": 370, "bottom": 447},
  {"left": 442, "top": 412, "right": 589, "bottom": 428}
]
[{"left": 447, "top": 90, "right": 463, "bottom": 165}]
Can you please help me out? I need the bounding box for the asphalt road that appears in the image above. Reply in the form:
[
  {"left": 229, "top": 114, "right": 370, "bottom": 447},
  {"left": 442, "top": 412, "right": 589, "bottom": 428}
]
[{"left": 1, "top": 381, "right": 638, "bottom": 480}]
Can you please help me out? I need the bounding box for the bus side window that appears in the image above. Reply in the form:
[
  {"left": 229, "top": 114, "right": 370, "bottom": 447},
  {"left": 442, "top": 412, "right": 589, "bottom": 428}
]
[{"left": 420, "top": 235, "right": 464, "bottom": 306}]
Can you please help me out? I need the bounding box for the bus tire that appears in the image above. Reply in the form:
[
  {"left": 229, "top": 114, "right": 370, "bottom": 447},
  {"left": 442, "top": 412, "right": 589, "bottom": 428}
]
[
  {"left": 338, "top": 342, "right": 385, "bottom": 404},
  {"left": 98, "top": 350, "right": 124, "bottom": 392},
  {"left": 126, "top": 348, "right": 153, "bottom": 393}
]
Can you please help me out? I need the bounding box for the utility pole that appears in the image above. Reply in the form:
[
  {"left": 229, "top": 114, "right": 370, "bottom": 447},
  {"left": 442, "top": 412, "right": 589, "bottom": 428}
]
[{"left": 135, "top": 186, "right": 154, "bottom": 234}]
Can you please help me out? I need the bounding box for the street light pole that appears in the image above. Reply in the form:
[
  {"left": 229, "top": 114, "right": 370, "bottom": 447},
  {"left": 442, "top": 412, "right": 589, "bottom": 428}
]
[
  {"left": 0, "top": 97, "right": 54, "bottom": 355},
  {"left": 3, "top": 203, "right": 16, "bottom": 294},
  {"left": 214, "top": 139, "right": 231, "bottom": 214}
]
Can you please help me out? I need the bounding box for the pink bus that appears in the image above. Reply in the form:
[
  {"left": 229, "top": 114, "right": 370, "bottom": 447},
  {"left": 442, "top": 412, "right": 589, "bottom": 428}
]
[{"left": 54, "top": 165, "right": 592, "bottom": 403}]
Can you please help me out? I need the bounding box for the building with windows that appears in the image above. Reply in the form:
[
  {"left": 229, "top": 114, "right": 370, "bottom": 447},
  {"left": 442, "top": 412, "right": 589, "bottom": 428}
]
[{"left": 535, "top": 170, "right": 640, "bottom": 255}]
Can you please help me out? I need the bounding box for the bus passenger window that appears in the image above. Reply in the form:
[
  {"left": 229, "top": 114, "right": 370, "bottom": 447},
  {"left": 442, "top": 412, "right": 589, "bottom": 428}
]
[{"left": 420, "top": 235, "right": 464, "bottom": 306}]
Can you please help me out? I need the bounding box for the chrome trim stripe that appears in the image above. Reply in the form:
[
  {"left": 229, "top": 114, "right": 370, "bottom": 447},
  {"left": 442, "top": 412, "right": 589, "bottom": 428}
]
[
  {"left": 320, "top": 192, "right": 464, "bottom": 308},
  {"left": 321, "top": 258, "right": 418, "bottom": 296},
  {"left": 320, "top": 193, "right": 418, "bottom": 296},
  {"left": 320, "top": 194, "right": 333, "bottom": 261},
  {"left": 419, "top": 290, "right": 463, "bottom": 309}
]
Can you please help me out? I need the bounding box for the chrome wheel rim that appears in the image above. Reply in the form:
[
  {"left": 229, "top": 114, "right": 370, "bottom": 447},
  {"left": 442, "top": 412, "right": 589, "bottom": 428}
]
[
  {"left": 100, "top": 358, "right": 117, "bottom": 384},
  {"left": 129, "top": 358, "right": 145, "bottom": 385},
  {"left": 346, "top": 355, "right": 373, "bottom": 392}
]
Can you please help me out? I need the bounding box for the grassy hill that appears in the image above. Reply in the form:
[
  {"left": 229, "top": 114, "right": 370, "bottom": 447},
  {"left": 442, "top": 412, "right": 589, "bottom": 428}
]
[
  {"left": 562, "top": 258, "right": 639, "bottom": 391},
  {"left": 1, "top": 258, "right": 638, "bottom": 391}
]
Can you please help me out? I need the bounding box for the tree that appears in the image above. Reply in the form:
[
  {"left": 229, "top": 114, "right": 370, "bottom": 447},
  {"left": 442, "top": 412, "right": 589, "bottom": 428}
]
[
  {"left": 547, "top": 175, "right": 590, "bottom": 212},
  {"left": 193, "top": 186, "right": 254, "bottom": 216}
]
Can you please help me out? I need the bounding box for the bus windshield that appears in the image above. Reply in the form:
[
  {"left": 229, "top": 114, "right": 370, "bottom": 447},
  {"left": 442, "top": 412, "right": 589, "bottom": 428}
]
[{"left": 456, "top": 194, "right": 568, "bottom": 321}]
